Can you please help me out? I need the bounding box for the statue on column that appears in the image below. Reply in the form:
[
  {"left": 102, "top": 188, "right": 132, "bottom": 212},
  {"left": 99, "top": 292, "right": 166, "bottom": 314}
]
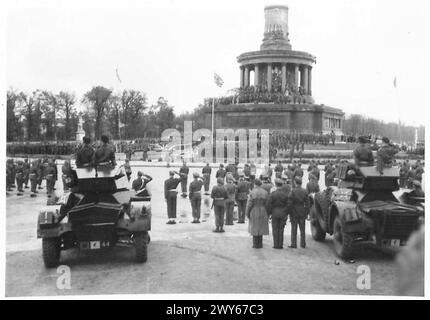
[{"left": 76, "top": 114, "right": 86, "bottom": 142}]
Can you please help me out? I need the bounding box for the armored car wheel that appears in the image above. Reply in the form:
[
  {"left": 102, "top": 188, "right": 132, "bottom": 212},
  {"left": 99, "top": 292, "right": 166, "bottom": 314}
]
[
  {"left": 333, "top": 216, "right": 354, "bottom": 259},
  {"left": 42, "top": 237, "right": 61, "bottom": 268},
  {"left": 310, "top": 206, "right": 326, "bottom": 242},
  {"left": 134, "top": 232, "right": 148, "bottom": 263}
]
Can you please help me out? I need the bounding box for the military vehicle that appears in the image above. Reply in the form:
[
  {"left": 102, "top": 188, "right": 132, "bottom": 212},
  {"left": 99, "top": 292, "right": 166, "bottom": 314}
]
[
  {"left": 37, "top": 163, "right": 151, "bottom": 267},
  {"left": 310, "top": 162, "right": 421, "bottom": 259}
]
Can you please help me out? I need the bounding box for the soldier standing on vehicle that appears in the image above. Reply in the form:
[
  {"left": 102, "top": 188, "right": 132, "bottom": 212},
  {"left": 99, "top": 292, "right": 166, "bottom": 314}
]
[
  {"left": 164, "top": 171, "right": 181, "bottom": 224},
  {"left": 289, "top": 177, "right": 310, "bottom": 248},
  {"left": 75, "top": 136, "right": 95, "bottom": 168},
  {"left": 353, "top": 136, "right": 374, "bottom": 166},
  {"left": 189, "top": 172, "right": 204, "bottom": 223},
  {"left": 202, "top": 162, "right": 212, "bottom": 195},
  {"left": 236, "top": 171, "right": 250, "bottom": 223},
  {"left": 224, "top": 177, "right": 237, "bottom": 225},
  {"left": 266, "top": 179, "right": 290, "bottom": 249},
  {"left": 132, "top": 171, "right": 153, "bottom": 197},
  {"left": 246, "top": 178, "right": 269, "bottom": 249},
  {"left": 94, "top": 135, "right": 116, "bottom": 167},
  {"left": 211, "top": 178, "right": 228, "bottom": 232},
  {"left": 179, "top": 161, "right": 190, "bottom": 198},
  {"left": 376, "top": 137, "right": 398, "bottom": 174}
]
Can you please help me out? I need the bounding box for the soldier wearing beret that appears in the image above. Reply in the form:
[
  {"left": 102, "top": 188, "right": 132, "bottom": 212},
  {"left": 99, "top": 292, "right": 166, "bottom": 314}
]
[
  {"left": 215, "top": 164, "right": 226, "bottom": 183},
  {"left": 353, "top": 136, "right": 374, "bottom": 166},
  {"left": 76, "top": 136, "right": 95, "bottom": 168},
  {"left": 132, "top": 171, "right": 152, "bottom": 199},
  {"left": 94, "top": 135, "right": 116, "bottom": 167},
  {"left": 179, "top": 161, "right": 190, "bottom": 198},
  {"left": 266, "top": 178, "right": 290, "bottom": 249},
  {"left": 164, "top": 170, "right": 181, "bottom": 224},
  {"left": 189, "top": 172, "right": 205, "bottom": 223},
  {"left": 236, "top": 171, "right": 250, "bottom": 223},
  {"left": 289, "top": 177, "right": 310, "bottom": 248},
  {"left": 211, "top": 178, "right": 228, "bottom": 232},
  {"left": 224, "top": 176, "right": 237, "bottom": 225},
  {"left": 202, "top": 163, "right": 212, "bottom": 195}
]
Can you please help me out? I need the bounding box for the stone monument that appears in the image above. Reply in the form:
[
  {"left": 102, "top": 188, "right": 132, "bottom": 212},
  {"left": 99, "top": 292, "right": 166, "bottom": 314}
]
[
  {"left": 206, "top": 5, "right": 344, "bottom": 137},
  {"left": 75, "top": 115, "right": 85, "bottom": 142}
]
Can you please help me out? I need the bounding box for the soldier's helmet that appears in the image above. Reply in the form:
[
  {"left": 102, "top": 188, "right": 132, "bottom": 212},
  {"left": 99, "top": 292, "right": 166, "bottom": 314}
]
[
  {"left": 217, "top": 178, "right": 224, "bottom": 185},
  {"left": 193, "top": 172, "right": 199, "bottom": 178}
]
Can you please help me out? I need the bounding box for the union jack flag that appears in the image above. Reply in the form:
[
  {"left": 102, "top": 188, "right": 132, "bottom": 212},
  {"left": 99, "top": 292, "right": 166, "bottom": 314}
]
[{"left": 214, "top": 73, "right": 224, "bottom": 88}]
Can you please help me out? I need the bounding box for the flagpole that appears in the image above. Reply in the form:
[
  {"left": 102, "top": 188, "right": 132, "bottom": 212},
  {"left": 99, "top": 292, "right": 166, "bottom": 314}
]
[{"left": 212, "top": 96, "right": 215, "bottom": 147}]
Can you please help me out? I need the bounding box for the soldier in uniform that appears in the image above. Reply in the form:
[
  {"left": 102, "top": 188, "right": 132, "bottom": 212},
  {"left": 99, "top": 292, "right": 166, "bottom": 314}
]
[
  {"left": 179, "top": 161, "right": 190, "bottom": 198},
  {"left": 376, "top": 137, "right": 398, "bottom": 174},
  {"left": 23, "top": 158, "right": 30, "bottom": 189},
  {"left": 37, "top": 159, "right": 44, "bottom": 190},
  {"left": 211, "top": 178, "right": 228, "bottom": 232},
  {"left": 406, "top": 164, "right": 417, "bottom": 189},
  {"left": 189, "top": 172, "right": 204, "bottom": 223},
  {"left": 274, "top": 161, "right": 284, "bottom": 179},
  {"left": 45, "top": 160, "right": 57, "bottom": 198},
  {"left": 306, "top": 174, "right": 320, "bottom": 194},
  {"left": 399, "top": 162, "right": 408, "bottom": 188},
  {"left": 94, "top": 135, "right": 116, "bottom": 166},
  {"left": 293, "top": 162, "right": 304, "bottom": 181},
  {"left": 246, "top": 179, "right": 269, "bottom": 249},
  {"left": 289, "top": 177, "right": 310, "bottom": 248},
  {"left": 76, "top": 136, "right": 95, "bottom": 168},
  {"left": 29, "top": 161, "right": 39, "bottom": 197},
  {"left": 310, "top": 164, "right": 320, "bottom": 182},
  {"left": 236, "top": 171, "right": 250, "bottom": 223},
  {"left": 224, "top": 176, "right": 237, "bottom": 225},
  {"left": 124, "top": 159, "right": 132, "bottom": 182},
  {"left": 261, "top": 174, "right": 274, "bottom": 194},
  {"left": 202, "top": 162, "right": 212, "bottom": 195},
  {"left": 164, "top": 171, "right": 181, "bottom": 224},
  {"left": 132, "top": 171, "right": 153, "bottom": 197},
  {"left": 62, "top": 160, "right": 72, "bottom": 192},
  {"left": 15, "top": 160, "right": 25, "bottom": 196},
  {"left": 6, "top": 159, "right": 14, "bottom": 191},
  {"left": 408, "top": 180, "right": 425, "bottom": 198},
  {"left": 215, "top": 164, "right": 226, "bottom": 183},
  {"left": 266, "top": 178, "right": 290, "bottom": 249},
  {"left": 353, "top": 136, "right": 374, "bottom": 166},
  {"left": 325, "top": 164, "right": 336, "bottom": 187}
]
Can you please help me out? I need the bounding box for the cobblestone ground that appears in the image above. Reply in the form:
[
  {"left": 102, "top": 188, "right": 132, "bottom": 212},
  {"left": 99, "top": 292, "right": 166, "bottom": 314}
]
[{"left": 6, "top": 164, "right": 404, "bottom": 297}]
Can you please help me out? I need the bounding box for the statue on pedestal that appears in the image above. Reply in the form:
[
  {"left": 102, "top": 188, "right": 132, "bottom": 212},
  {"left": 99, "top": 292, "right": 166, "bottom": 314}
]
[{"left": 76, "top": 115, "right": 85, "bottom": 142}]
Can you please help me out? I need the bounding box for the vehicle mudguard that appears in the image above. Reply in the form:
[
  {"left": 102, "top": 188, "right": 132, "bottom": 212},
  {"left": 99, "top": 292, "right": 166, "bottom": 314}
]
[{"left": 37, "top": 210, "right": 72, "bottom": 238}]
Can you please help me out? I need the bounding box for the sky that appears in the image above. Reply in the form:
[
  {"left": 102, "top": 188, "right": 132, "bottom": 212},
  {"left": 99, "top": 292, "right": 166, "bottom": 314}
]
[{"left": 4, "top": 0, "right": 428, "bottom": 126}]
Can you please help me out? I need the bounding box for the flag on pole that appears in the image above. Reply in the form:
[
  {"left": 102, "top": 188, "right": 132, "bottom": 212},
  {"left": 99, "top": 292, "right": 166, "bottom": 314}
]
[
  {"left": 116, "top": 68, "right": 122, "bottom": 84},
  {"left": 214, "top": 73, "right": 224, "bottom": 88},
  {"left": 393, "top": 76, "right": 397, "bottom": 88}
]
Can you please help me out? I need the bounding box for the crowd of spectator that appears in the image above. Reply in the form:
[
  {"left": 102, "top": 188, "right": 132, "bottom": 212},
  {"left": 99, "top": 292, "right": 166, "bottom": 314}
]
[{"left": 216, "top": 84, "right": 311, "bottom": 106}]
